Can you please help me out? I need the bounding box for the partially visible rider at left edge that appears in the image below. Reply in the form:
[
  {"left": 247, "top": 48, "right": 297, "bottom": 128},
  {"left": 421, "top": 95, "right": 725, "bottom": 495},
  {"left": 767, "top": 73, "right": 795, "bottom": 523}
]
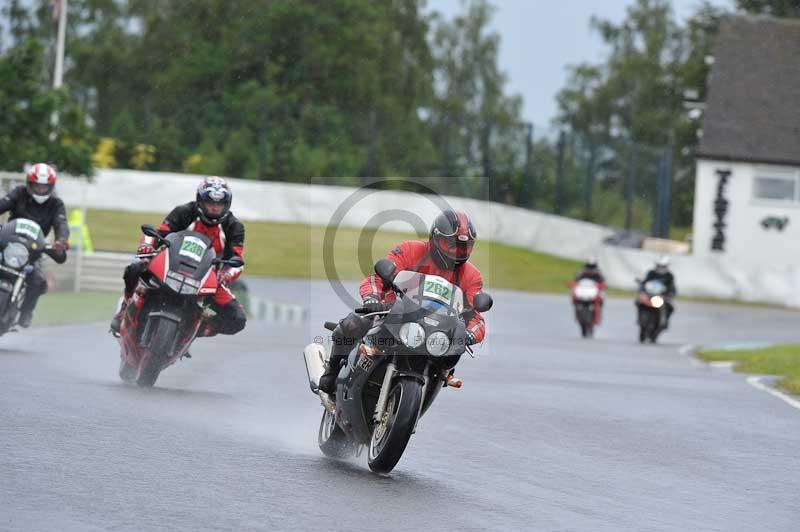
[{"left": 0, "top": 163, "right": 70, "bottom": 328}]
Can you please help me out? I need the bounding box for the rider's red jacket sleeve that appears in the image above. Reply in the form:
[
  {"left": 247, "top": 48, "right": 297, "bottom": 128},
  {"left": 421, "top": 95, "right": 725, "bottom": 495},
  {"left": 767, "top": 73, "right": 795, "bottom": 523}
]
[
  {"left": 359, "top": 241, "right": 425, "bottom": 300},
  {"left": 460, "top": 263, "right": 486, "bottom": 344}
]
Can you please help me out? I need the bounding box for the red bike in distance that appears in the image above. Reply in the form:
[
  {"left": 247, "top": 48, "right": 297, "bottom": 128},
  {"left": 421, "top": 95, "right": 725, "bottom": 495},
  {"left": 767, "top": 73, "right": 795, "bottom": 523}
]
[
  {"left": 115, "top": 224, "right": 244, "bottom": 387},
  {"left": 569, "top": 278, "right": 605, "bottom": 338}
]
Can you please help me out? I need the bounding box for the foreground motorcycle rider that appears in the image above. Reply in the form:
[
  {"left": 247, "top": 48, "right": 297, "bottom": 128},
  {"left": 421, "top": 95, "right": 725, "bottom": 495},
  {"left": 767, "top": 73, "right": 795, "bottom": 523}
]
[
  {"left": 643, "top": 256, "right": 676, "bottom": 323},
  {"left": 110, "top": 176, "right": 246, "bottom": 336},
  {"left": 318, "top": 209, "right": 486, "bottom": 394},
  {"left": 0, "top": 163, "right": 69, "bottom": 327}
]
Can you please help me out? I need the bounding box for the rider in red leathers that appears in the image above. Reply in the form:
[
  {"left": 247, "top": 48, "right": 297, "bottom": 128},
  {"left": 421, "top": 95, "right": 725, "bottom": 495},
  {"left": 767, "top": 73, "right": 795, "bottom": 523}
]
[{"left": 318, "top": 209, "right": 486, "bottom": 394}]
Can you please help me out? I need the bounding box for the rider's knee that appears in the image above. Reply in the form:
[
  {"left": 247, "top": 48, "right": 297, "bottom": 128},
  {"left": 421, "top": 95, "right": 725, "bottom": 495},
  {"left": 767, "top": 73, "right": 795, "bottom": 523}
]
[
  {"left": 333, "top": 312, "right": 370, "bottom": 346},
  {"left": 26, "top": 269, "right": 47, "bottom": 290}
]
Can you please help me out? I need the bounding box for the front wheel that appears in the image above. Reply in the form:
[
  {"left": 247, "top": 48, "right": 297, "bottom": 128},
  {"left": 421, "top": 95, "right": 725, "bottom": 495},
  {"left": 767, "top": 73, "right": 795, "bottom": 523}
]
[
  {"left": 318, "top": 409, "right": 357, "bottom": 459},
  {"left": 638, "top": 310, "right": 649, "bottom": 344},
  {"left": 136, "top": 318, "right": 178, "bottom": 387},
  {"left": 368, "top": 377, "right": 423, "bottom": 474},
  {"left": 119, "top": 359, "right": 136, "bottom": 382}
]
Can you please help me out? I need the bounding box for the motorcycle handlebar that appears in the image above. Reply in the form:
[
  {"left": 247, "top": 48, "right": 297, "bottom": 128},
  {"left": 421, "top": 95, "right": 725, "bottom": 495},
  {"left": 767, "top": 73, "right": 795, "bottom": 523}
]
[{"left": 354, "top": 305, "right": 391, "bottom": 315}]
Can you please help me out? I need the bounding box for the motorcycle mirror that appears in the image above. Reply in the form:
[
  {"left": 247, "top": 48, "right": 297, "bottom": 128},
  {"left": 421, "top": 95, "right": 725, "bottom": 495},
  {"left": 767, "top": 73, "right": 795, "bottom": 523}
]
[
  {"left": 141, "top": 224, "right": 159, "bottom": 238},
  {"left": 374, "top": 258, "right": 397, "bottom": 286},
  {"left": 472, "top": 292, "right": 494, "bottom": 312},
  {"left": 472, "top": 292, "right": 493, "bottom": 313},
  {"left": 140, "top": 224, "right": 170, "bottom": 247}
]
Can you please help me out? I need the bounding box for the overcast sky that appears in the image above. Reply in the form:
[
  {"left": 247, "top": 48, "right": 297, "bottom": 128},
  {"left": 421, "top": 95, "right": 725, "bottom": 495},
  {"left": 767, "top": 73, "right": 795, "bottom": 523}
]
[{"left": 426, "top": 0, "right": 734, "bottom": 129}]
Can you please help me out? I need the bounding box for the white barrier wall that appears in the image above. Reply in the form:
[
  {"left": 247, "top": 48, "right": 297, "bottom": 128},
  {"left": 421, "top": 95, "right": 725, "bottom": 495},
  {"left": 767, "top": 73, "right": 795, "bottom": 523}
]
[
  {"left": 2, "top": 168, "right": 798, "bottom": 306},
  {"left": 14, "top": 169, "right": 614, "bottom": 262}
]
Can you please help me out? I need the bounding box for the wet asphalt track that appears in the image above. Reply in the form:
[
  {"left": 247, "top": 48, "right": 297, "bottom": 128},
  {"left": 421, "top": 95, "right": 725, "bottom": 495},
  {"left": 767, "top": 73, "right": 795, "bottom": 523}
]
[{"left": 2, "top": 278, "right": 800, "bottom": 532}]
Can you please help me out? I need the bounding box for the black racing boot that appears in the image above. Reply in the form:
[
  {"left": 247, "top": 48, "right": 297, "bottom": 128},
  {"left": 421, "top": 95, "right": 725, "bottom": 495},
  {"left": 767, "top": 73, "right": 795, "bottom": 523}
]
[
  {"left": 18, "top": 311, "right": 33, "bottom": 329},
  {"left": 110, "top": 296, "right": 129, "bottom": 335},
  {"left": 318, "top": 353, "right": 345, "bottom": 394}
]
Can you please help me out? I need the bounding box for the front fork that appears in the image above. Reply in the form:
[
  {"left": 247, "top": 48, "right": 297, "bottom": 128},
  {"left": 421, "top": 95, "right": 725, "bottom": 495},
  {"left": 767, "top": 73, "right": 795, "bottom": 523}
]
[
  {"left": 373, "top": 359, "right": 397, "bottom": 423},
  {"left": 372, "top": 357, "right": 429, "bottom": 433}
]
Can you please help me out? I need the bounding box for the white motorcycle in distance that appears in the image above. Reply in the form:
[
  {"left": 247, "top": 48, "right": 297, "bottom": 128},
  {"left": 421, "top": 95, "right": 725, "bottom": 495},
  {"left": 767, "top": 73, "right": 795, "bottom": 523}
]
[{"left": 570, "top": 278, "right": 603, "bottom": 338}]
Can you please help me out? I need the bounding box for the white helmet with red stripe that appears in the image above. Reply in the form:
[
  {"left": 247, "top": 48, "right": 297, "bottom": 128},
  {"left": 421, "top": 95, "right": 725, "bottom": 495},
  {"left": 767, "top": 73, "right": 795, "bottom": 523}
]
[{"left": 26, "top": 163, "right": 57, "bottom": 204}]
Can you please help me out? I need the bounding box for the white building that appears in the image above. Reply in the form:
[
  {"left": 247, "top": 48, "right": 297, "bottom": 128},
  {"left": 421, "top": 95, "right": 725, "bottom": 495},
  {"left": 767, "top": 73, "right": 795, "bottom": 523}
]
[{"left": 693, "top": 16, "right": 800, "bottom": 266}]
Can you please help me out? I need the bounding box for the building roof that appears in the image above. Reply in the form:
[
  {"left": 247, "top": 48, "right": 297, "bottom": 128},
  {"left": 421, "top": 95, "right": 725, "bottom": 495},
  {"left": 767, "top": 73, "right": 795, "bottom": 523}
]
[{"left": 698, "top": 15, "right": 800, "bottom": 166}]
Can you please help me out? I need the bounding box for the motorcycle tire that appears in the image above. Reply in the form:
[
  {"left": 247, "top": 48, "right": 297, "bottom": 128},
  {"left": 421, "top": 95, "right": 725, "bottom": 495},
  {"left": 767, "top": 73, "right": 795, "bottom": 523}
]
[
  {"left": 119, "top": 359, "right": 137, "bottom": 382},
  {"left": 136, "top": 318, "right": 178, "bottom": 388},
  {"left": 367, "top": 377, "right": 422, "bottom": 474},
  {"left": 318, "top": 409, "right": 357, "bottom": 459},
  {"left": 0, "top": 290, "right": 13, "bottom": 333}
]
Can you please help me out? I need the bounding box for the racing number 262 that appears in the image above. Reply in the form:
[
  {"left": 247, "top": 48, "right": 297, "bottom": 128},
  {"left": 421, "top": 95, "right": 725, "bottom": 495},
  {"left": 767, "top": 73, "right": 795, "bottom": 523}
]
[{"left": 425, "top": 280, "right": 451, "bottom": 300}]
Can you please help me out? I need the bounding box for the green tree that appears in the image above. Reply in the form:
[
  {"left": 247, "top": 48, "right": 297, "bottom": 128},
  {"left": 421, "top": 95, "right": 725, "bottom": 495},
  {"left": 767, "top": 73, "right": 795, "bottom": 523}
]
[
  {"left": 555, "top": 0, "right": 714, "bottom": 228},
  {"left": 735, "top": 0, "right": 800, "bottom": 16},
  {"left": 429, "top": 0, "right": 524, "bottom": 201},
  {"left": 0, "top": 38, "right": 94, "bottom": 175}
]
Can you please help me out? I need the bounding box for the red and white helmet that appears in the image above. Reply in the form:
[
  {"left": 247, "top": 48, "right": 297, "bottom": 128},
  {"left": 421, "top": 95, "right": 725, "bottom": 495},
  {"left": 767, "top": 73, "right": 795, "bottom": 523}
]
[{"left": 26, "top": 163, "right": 57, "bottom": 204}]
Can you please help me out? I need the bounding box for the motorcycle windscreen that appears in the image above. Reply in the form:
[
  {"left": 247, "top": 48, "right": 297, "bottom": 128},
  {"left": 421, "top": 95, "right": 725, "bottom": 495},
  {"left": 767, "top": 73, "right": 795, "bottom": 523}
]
[
  {"left": 392, "top": 271, "right": 465, "bottom": 315},
  {"left": 0, "top": 218, "right": 46, "bottom": 249},
  {"left": 161, "top": 231, "right": 217, "bottom": 295},
  {"left": 164, "top": 231, "right": 215, "bottom": 280},
  {"left": 644, "top": 279, "right": 667, "bottom": 296},
  {"left": 0, "top": 219, "right": 46, "bottom": 268}
]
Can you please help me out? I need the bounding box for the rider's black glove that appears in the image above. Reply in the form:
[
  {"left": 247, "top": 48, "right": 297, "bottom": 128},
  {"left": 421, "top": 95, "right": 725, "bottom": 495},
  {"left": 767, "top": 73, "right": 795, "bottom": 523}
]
[
  {"left": 362, "top": 296, "right": 382, "bottom": 314},
  {"left": 465, "top": 331, "right": 477, "bottom": 346}
]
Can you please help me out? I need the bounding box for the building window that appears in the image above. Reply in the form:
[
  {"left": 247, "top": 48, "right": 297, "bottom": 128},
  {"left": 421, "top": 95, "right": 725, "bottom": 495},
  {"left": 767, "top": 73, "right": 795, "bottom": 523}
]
[{"left": 753, "top": 169, "right": 800, "bottom": 202}]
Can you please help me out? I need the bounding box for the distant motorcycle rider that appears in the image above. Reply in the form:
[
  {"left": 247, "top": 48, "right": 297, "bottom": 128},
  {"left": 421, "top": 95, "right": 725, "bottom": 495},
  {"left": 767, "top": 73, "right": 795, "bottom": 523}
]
[
  {"left": 574, "top": 256, "right": 606, "bottom": 285},
  {"left": 110, "top": 176, "right": 246, "bottom": 336},
  {"left": 573, "top": 256, "right": 606, "bottom": 323},
  {"left": 0, "top": 163, "right": 69, "bottom": 328},
  {"left": 643, "top": 255, "right": 676, "bottom": 321},
  {"left": 318, "top": 209, "right": 487, "bottom": 394}
]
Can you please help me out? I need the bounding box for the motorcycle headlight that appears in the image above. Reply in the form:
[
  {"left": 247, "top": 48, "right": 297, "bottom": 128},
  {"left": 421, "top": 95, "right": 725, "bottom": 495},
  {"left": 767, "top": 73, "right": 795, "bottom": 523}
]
[
  {"left": 426, "top": 331, "right": 450, "bottom": 356},
  {"left": 399, "top": 322, "right": 425, "bottom": 348},
  {"left": 3, "top": 243, "right": 29, "bottom": 269},
  {"left": 165, "top": 271, "right": 201, "bottom": 295},
  {"left": 651, "top": 296, "right": 664, "bottom": 308}
]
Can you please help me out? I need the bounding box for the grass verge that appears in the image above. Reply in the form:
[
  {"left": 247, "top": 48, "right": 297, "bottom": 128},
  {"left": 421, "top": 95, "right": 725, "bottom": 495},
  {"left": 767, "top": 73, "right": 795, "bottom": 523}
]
[
  {"left": 86, "top": 209, "right": 584, "bottom": 293},
  {"left": 698, "top": 345, "right": 800, "bottom": 395},
  {"left": 34, "top": 291, "right": 119, "bottom": 326}
]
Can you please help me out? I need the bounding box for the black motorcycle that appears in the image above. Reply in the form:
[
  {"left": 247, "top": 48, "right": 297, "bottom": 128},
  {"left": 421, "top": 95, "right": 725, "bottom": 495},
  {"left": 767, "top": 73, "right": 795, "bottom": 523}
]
[
  {"left": 0, "top": 218, "right": 51, "bottom": 334},
  {"left": 303, "top": 259, "right": 493, "bottom": 474},
  {"left": 635, "top": 278, "right": 671, "bottom": 343}
]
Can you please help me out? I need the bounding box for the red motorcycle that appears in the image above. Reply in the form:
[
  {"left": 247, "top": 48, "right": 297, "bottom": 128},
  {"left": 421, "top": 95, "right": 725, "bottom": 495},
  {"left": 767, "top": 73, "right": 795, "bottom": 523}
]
[
  {"left": 569, "top": 278, "right": 604, "bottom": 338},
  {"left": 115, "top": 224, "right": 244, "bottom": 387}
]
